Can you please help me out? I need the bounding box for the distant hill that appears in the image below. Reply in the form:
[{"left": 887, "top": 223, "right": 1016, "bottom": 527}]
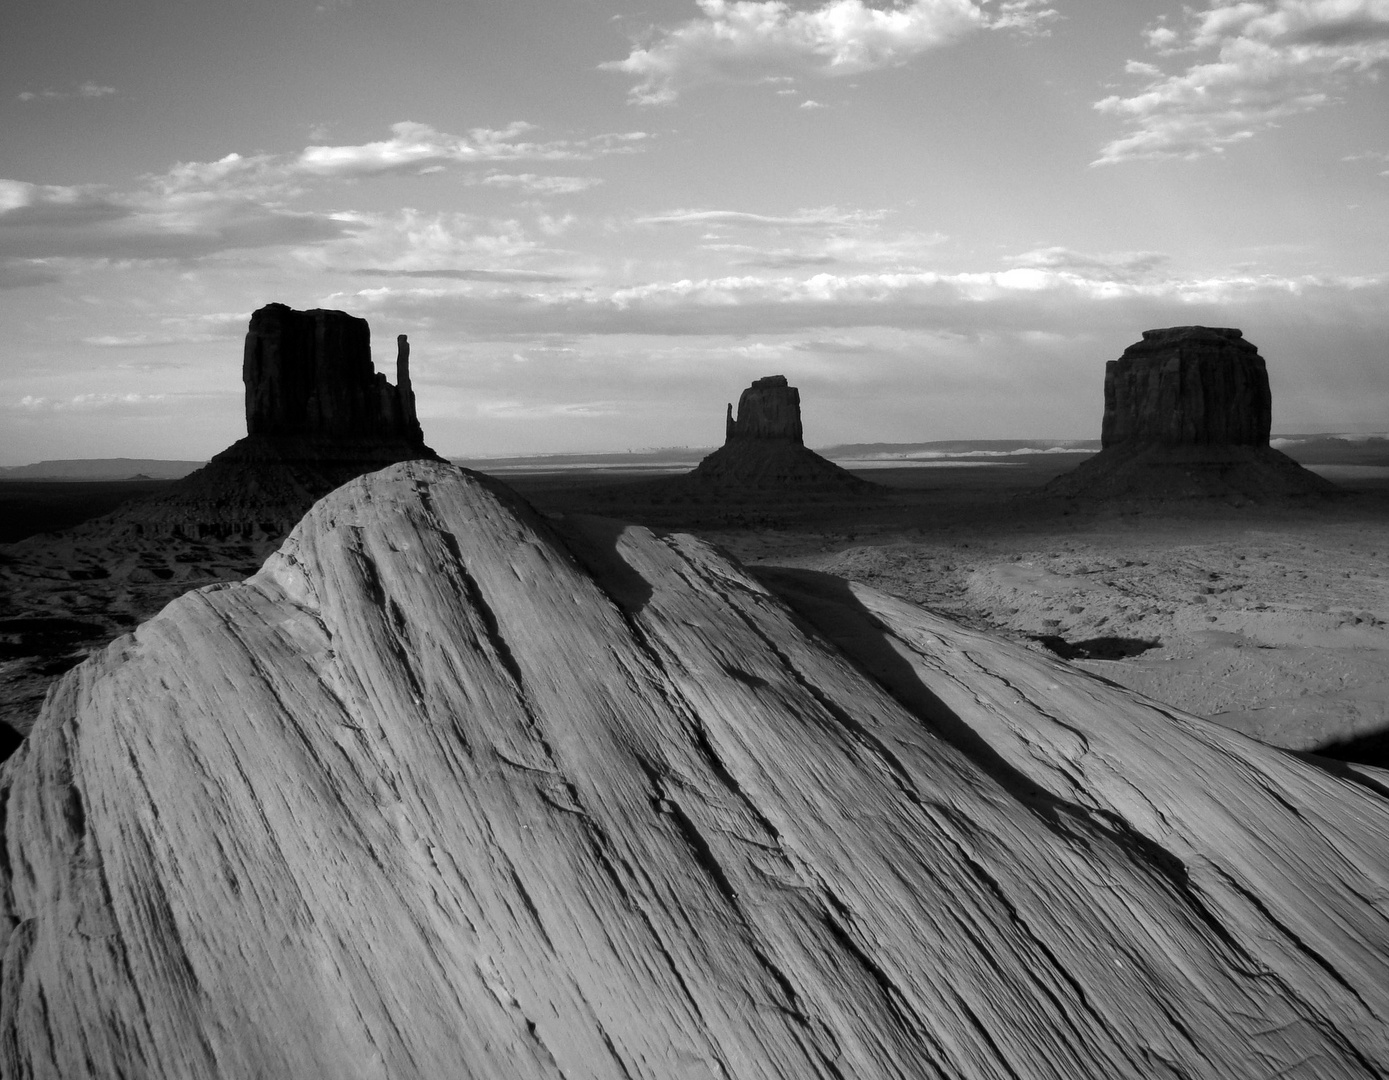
[{"left": 0, "top": 459, "right": 206, "bottom": 480}]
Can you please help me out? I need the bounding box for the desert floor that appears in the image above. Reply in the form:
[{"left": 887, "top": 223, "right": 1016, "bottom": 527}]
[{"left": 4, "top": 455, "right": 1388, "bottom": 764}]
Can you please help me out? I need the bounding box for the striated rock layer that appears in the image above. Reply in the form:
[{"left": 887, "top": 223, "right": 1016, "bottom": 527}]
[
  {"left": 3, "top": 460, "right": 1389, "bottom": 1078},
  {"left": 1049, "top": 327, "right": 1331, "bottom": 500}
]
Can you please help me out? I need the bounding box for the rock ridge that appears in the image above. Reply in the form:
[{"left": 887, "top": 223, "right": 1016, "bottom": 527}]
[{"left": 1, "top": 460, "right": 1387, "bottom": 1077}]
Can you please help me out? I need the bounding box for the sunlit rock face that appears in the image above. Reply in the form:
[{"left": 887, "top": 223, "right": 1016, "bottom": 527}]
[
  {"left": 2, "top": 459, "right": 1388, "bottom": 1078},
  {"left": 692, "top": 374, "right": 872, "bottom": 493},
  {"left": 1102, "top": 326, "right": 1272, "bottom": 448},
  {"left": 1049, "top": 327, "right": 1332, "bottom": 500}
]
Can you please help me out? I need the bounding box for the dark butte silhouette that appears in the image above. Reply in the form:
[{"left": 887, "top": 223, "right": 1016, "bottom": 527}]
[
  {"left": 688, "top": 374, "right": 877, "bottom": 494},
  {"left": 111, "top": 303, "right": 442, "bottom": 540},
  {"left": 1048, "top": 326, "right": 1334, "bottom": 500}
]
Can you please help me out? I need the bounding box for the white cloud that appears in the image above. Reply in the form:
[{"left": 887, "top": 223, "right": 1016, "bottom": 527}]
[
  {"left": 17, "top": 81, "right": 116, "bottom": 102},
  {"left": 1096, "top": 0, "right": 1389, "bottom": 164},
  {"left": 800, "top": 98, "right": 828, "bottom": 108},
  {"left": 602, "top": 0, "right": 1056, "bottom": 104},
  {"left": 1005, "top": 247, "right": 1171, "bottom": 279},
  {"left": 637, "top": 206, "right": 885, "bottom": 228},
  {"left": 0, "top": 178, "right": 352, "bottom": 260},
  {"left": 475, "top": 400, "right": 622, "bottom": 419},
  {"left": 475, "top": 173, "right": 604, "bottom": 195},
  {"left": 13, "top": 392, "right": 170, "bottom": 412},
  {"left": 0, "top": 121, "right": 633, "bottom": 265}
]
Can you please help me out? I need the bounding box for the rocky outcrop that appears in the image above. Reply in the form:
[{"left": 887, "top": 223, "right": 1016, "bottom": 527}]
[
  {"left": 1049, "top": 327, "right": 1332, "bottom": 500},
  {"left": 725, "top": 374, "right": 804, "bottom": 442},
  {"left": 3, "top": 460, "right": 1389, "bottom": 1078},
  {"left": 110, "top": 303, "right": 442, "bottom": 539},
  {"left": 1101, "top": 327, "right": 1271, "bottom": 448},
  {"left": 690, "top": 374, "right": 874, "bottom": 495},
  {"left": 243, "top": 304, "right": 422, "bottom": 445}
]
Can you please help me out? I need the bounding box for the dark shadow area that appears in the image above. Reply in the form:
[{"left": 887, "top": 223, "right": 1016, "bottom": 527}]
[
  {"left": 751, "top": 565, "right": 1202, "bottom": 885},
  {"left": 0, "top": 722, "right": 22, "bottom": 762},
  {"left": 0, "top": 479, "right": 175, "bottom": 544},
  {"left": 547, "top": 513, "right": 655, "bottom": 615},
  {"left": 1030, "top": 635, "right": 1161, "bottom": 661},
  {"left": 1305, "top": 728, "right": 1389, "bottom": 771},
  {"left": 751, "top": 568, "right": 1098, "bottom": 816}
]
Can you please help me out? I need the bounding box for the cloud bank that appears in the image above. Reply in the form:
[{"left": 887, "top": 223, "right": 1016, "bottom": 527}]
[
  {"left": 1096, "top": 0, "right": 1389, "bottom": 163},
  {"left": 603, "top": 0, "right": 1056, "bottom": 104}
]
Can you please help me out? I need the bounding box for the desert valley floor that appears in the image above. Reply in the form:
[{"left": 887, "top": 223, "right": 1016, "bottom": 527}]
[{"left": 4, "top": 451, "right": 1388, "bottom": 764}]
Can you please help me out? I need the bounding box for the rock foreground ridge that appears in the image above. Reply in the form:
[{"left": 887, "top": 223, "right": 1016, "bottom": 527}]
[
  {"left": 3, "top": 460, "right": 1389, "bottom": 1078},
  {"left": 1050, "top": 327, "right": 1332, "bottom": 499},
  {"left": 690, "top": 374, "right": 874, "bottom": 494}
]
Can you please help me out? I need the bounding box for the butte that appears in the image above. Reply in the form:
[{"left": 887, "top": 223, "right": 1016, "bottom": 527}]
[
  {"left": 1047, "top": 326, "right": 1334, "bottom": 500},
  {"left": 111, "top": 302, "right": 444, "bottom": 539}
]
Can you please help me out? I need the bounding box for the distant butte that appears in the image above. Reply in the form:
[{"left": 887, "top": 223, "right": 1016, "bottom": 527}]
[
  {"left": 1047, "top": 326, "right": 1334, "bottom": 500},
  {"left": 687, "top": 374, "right": 877, "bottom": 494},
  {"left": 114, "top": 303, "right": 443, "bottom": 539}
]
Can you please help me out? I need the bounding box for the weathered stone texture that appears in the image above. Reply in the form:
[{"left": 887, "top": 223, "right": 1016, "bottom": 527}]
[
  {"left": 243, "top": 303, "right": 423, "bottom": 445},
  {"left": 725, "top": 374, "right": 804, "bottom": 443},
  {"left": 3, "top": 461, "right": 1388, "bottom": 1077},
  {"left": 1102, "top": 326, "right": 1272, "bottom": 448}
]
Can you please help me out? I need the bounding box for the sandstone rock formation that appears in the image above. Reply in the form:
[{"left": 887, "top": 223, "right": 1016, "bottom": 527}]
[
  {"left": 724, "top": 374, "right": 804, "bottom": 442},
  {"left": 1049, "top": 327, "right": 1333, "bottom": 499},
  {"left": 3, "top": 459, "right": 1388, "bottom": 1078},
  {"left": 689, "top": 374, "right": 875, "bottom": 494},
  {"left": 109, "top": 303, "right": 441, "bottom": 540},
  {"left": 0, "top": 305, "right": 442, "bottom": 742},
  {"left": 243, "top": 303, "right": 422, "bottom": 445}
]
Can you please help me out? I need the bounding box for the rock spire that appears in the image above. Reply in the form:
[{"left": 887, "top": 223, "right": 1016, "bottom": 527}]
[{"left": 1048, "top": 327, "right": 1332, "bottom": 501}]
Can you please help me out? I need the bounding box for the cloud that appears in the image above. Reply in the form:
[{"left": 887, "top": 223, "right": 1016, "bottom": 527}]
[
  {"left": 1096, "top": 0, "right": 1389, "bottom": 164},
  {"left": 17, "top": 82, "right": 116, "bottom": 102},
  {"left": 153, "top": 122, "right": 643, "bottom": 197},
  {"left": 0, "top": 179, "right": 353, "bottom": 260},
  {"left": 0, "top": 120, "right": 632, "bottom": 265},
  {"left": 0, "top": 259, "right": 61, "bottom": 289},
  {"left": 1005, "top": 247, "right": 1171, "bottom": 279},
  {"left": 800, "top": 99, "right": 828, "bottom": 108},
  {"left": 474, "top": 173, "right": 604, "bottom": 195},
  {"left": 637, "top": 206, "right": 885, "bottom": 228},
  {"left": 12, "top": 393, "right": 170, "bottom": 413},
  {"left": 475, "top": 400, "right": 622, "bottom": 419},
  {"left": 351, "top": 267, "right": 570, "bottom": 282},
  {"left": 602, "top": 0, "right": 1056, "bottom": 104}
]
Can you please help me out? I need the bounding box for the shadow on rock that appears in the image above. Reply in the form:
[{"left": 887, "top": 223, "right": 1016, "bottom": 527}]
[{"left": 1030, "top": 635, "right": 1161, "bottom": 661}]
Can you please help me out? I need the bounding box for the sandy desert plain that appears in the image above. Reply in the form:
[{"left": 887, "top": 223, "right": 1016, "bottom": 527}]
[{"left": 4, "top": 434, "right": 1389, "bottom": 765}]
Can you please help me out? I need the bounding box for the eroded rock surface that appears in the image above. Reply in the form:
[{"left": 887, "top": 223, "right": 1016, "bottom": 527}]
[
  {"left": 2, "top": 460, "right": 1387, "bottom": 1078},
  {"left": 1050, "top": 327, "right": 1331, "bottom": 500}
]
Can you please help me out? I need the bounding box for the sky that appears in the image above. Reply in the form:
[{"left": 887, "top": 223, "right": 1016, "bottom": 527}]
[{"left": 1, "top": 0, "right": 1387, "bottom": 462}]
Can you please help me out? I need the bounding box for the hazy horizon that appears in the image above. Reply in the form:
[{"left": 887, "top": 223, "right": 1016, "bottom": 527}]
[{"left": 3, "top": 0, "right": 1387, "bottom": 464}]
